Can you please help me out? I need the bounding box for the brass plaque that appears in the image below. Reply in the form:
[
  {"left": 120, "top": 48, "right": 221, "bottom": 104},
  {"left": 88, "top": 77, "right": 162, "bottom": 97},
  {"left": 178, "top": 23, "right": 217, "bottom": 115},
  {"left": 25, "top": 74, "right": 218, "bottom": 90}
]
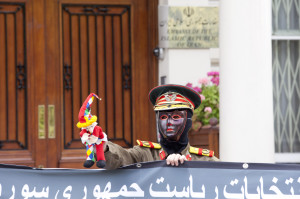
[
  {"left": 159, "top": 6, "right": 219, "bottom": 49},
  {"left": 48, "top": 105, "right": 55, "bottom": 139},
  {"left": 38, "top": 105, "right": 45, "bottom": 139}
]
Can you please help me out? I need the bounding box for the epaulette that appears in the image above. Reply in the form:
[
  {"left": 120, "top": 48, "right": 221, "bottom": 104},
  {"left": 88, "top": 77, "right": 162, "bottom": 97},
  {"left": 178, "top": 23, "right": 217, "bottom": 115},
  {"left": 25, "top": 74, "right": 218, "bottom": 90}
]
[
  {"left": 137, "top": 140, "right": 161, "bottom": 149},
  {"left": 189, "top": 146, "right": 214, "bottom": 157}
]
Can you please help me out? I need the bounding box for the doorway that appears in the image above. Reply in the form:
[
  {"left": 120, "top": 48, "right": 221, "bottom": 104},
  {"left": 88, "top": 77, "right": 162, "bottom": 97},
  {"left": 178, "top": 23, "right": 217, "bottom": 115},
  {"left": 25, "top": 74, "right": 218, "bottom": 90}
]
[{"left": 0, "top": 0, "right": 158, "bottom": 168}]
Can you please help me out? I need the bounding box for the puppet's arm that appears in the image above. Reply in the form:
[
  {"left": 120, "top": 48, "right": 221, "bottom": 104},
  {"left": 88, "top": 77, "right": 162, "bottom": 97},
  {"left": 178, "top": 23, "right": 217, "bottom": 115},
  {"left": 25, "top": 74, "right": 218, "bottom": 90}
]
[{"left": 80, "top": 129, "right": 89, "bottom": 144}]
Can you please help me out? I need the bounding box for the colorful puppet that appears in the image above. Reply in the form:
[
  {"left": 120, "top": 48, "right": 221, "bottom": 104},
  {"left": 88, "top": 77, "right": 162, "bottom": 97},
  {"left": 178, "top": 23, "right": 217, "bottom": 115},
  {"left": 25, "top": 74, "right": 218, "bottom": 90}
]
[{"left": 77, "top": 93, "right": 107, "bottom": 168}]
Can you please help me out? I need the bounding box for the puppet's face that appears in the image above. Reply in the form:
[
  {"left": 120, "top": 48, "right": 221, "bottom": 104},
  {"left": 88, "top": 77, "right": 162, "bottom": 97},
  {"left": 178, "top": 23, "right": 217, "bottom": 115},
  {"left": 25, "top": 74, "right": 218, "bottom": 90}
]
[
  {"left": 86, "top": 122, "right": 97, "bottom": 132},
  {"left": 157, "top": 110, "right": 187, "bottom": 141}
]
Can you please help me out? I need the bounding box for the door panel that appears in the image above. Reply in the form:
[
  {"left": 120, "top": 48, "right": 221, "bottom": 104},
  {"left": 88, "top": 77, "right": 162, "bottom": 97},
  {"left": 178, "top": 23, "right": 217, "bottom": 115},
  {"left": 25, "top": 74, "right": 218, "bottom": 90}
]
[
  {"left": 62, "top": 4, "right": 133, "bottom": 150},
  {"left": 0, "top": 2, "right": 35, "bottom": 166}
]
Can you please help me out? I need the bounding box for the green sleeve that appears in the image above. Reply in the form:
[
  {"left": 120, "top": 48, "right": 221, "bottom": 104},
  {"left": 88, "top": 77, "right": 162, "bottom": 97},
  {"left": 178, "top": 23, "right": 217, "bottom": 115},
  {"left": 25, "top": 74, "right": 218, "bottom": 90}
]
[{"left": 104, "top": 141, "right": 156, "bottom": 170}]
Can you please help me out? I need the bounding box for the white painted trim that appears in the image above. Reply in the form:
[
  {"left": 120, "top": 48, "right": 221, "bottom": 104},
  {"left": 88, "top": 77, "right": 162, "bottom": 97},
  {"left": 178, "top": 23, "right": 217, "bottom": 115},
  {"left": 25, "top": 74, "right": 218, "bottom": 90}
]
[
  {"left": 275, "top": 153, "right": 300, "bottom": 163},
  {"left": 272, "top": 35, "right": 300, "bottom": 40}
]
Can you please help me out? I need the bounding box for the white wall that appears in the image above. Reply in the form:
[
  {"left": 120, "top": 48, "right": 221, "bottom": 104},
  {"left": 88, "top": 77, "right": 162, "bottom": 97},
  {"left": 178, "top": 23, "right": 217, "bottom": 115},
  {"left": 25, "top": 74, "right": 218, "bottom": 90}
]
[{"left": 158, "top": 0, "right": 219, "bottom": 86}]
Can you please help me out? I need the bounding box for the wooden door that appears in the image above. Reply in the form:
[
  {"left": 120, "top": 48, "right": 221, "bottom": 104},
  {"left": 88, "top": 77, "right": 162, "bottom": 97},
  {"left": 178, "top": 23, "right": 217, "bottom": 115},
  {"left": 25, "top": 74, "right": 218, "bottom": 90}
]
[
  {"left": 0, "top": 0, "right": 59, "bottom": 168},
  {"left": 0, "top": 0, "right": 158, "bottom": 168}
]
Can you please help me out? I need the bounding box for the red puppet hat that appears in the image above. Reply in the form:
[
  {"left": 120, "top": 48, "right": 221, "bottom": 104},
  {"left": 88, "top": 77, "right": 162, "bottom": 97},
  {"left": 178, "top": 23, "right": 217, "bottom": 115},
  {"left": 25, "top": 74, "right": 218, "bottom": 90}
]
[{"left": 77, "top": 93, "right": 100, "bottom": 128}]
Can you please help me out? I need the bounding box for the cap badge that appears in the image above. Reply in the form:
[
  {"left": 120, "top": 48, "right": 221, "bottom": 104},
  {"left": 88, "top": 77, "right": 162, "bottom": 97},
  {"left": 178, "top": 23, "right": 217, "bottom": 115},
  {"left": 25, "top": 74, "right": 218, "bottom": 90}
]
[{"left": 165, "top": 93, "right": 177, "bottom": 102}]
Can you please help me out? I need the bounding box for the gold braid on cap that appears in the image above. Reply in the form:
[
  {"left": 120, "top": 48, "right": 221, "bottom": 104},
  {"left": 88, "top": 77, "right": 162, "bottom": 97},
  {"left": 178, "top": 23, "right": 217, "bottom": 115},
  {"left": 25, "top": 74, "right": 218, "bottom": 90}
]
[{"left": 153, "top": 92, "right": 195, "bottom": 111}]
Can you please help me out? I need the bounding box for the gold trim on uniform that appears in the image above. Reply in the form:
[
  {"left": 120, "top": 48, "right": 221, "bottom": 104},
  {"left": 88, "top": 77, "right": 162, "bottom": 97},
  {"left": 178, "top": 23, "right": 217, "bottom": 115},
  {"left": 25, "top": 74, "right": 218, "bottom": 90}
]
[
  {"left": 153, "top": 92, "right": 194, "bottom": 111},
  {"left": 154, "top": 104, "right": 193, "bottom": 111},
  {"left": 136, "top": 140, "right": 161, "bottom": 149},
  {"left": 189, "top": 146, "right": 198, "bottom": 154},
  {"left": 189, "top": 146, "right": 214, "bottom": 157}
]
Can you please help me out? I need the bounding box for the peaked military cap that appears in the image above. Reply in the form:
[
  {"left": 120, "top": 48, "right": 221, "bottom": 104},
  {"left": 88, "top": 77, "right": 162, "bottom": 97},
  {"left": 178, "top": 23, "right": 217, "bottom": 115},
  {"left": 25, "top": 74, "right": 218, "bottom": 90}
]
[{"left": 148, "top": 84, "right": 201, "bottom": 111}]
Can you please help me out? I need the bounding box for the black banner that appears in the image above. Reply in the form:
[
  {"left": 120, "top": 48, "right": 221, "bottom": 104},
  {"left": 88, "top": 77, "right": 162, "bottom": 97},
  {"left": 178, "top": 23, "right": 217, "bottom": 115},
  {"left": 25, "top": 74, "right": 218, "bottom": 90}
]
[{"left": 0, "top": 161, "right": 300, "bottom": 198}]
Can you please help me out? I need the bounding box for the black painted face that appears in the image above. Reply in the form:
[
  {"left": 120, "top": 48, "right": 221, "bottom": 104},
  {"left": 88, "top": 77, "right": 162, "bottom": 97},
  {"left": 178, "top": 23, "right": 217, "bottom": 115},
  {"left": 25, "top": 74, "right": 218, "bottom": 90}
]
[{"left": 157, "top": 110, "right": 187, "bottom": 141}]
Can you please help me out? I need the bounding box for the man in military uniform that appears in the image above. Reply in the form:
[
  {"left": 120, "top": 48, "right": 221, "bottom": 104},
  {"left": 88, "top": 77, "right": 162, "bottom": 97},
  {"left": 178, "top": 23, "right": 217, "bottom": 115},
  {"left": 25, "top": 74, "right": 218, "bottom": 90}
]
[{"left": 102, "top": 84, "right": 219, "bottom": 170}]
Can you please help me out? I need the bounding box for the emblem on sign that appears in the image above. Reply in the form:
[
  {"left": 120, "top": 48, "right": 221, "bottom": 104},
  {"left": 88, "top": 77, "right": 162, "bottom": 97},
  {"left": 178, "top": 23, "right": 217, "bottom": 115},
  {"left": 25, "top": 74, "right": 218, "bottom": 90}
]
[{"left": 183, "top": 7, "right": 194, "bottom": 18}]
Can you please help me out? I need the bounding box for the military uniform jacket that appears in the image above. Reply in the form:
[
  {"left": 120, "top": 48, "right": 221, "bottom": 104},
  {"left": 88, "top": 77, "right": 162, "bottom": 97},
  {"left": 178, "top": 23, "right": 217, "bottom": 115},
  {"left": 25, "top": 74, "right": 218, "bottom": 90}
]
[{"left": 104, "top": 140, "right": 219, "bottom": 170}]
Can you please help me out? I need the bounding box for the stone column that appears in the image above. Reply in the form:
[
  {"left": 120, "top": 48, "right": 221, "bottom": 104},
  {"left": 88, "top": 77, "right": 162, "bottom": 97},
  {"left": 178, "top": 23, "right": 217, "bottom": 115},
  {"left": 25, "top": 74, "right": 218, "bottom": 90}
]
[{"left": 219, "top": 0, "right": 275, "bottom": 163}]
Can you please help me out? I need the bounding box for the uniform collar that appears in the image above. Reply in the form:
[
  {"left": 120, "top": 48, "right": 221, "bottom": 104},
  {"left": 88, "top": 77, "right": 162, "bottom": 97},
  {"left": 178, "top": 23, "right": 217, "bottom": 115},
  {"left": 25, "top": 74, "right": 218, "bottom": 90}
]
[
  {"left": 180, "top": 143, "right": 191, "bottom": 156},
  {"left": 159, "top": 143, "right": 191, "bottom": 160}
]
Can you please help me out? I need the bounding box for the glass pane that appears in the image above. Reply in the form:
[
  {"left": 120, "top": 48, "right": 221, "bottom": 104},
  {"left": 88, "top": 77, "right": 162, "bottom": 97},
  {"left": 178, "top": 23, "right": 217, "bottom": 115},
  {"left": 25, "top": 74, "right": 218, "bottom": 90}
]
[
  {"left": 272, "top": 0, "right": 300, "bottom": 35},
  {"left": 272, "top": 40, "right": 300, "bottom": 152}
]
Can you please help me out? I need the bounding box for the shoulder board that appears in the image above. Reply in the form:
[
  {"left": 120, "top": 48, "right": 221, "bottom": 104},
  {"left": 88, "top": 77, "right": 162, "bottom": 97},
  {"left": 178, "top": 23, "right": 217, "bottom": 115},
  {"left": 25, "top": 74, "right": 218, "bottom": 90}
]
[
  {"left": 189, "top": 146, "right": 214, "bottom": 157},
  {"left": 137, "top": 140, "right": 161, "bottom": 149}
]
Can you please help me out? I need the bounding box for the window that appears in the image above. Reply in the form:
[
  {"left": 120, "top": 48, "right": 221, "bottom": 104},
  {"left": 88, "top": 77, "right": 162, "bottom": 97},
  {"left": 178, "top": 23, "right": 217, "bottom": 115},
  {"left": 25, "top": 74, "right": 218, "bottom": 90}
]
[{"left": 272, "top": 0, "right": 300, "bottom": 162}]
